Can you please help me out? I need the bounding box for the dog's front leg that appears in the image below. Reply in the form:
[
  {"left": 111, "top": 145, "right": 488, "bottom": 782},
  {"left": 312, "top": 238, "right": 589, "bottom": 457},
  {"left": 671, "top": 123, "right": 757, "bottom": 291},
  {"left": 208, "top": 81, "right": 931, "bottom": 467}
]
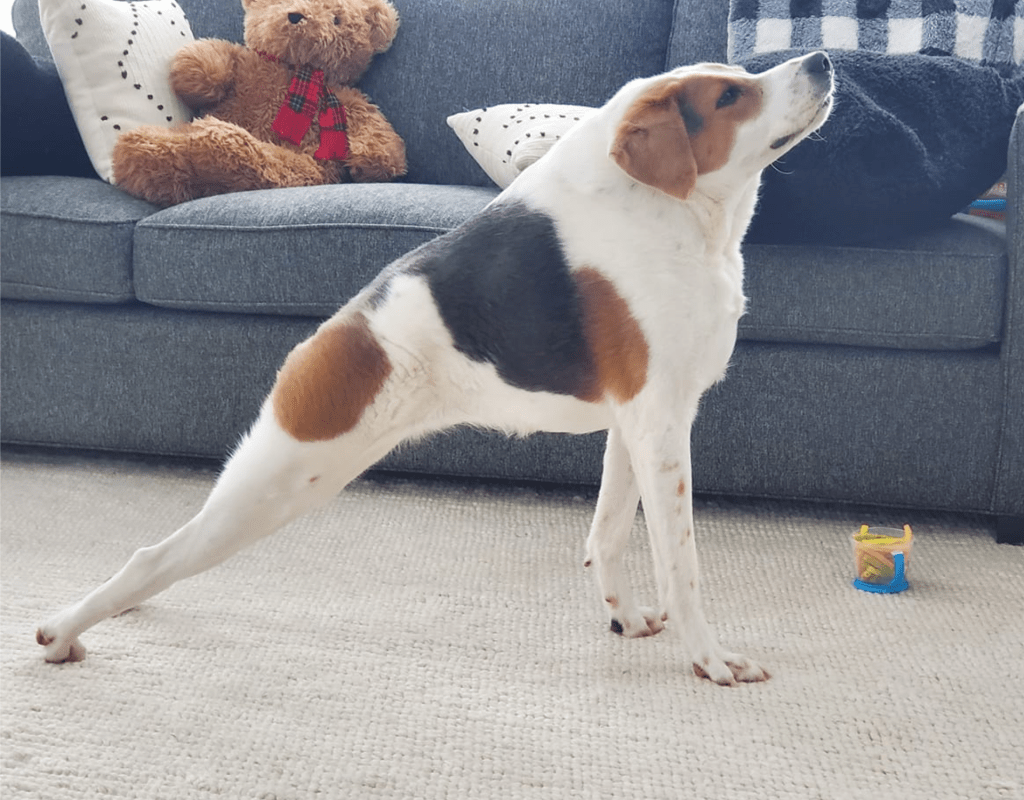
[
  {"left": 584, "top": 426, "right": 665, "bottom": 638},
  {"left": 617, "top": 401, "right": 769, "bottom": 685}
]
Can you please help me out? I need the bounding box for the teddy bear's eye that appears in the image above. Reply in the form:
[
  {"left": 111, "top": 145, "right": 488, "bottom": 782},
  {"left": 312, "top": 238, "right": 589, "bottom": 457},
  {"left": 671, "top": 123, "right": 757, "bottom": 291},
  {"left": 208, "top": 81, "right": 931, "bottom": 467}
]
[{"left": 333, "top": 15, "right": 341, "bottom": 25}]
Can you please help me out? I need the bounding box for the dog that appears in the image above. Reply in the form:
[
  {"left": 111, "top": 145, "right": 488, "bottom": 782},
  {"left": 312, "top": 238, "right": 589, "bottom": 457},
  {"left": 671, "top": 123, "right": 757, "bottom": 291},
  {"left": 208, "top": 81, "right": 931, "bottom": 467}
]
[{"left": 36, "top": 51, "right": 833, "bottom": 685}]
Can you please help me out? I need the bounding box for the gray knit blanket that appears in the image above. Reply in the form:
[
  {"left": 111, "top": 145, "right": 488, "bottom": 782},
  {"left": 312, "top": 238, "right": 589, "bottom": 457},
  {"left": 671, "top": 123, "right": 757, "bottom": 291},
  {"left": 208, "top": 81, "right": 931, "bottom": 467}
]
[{"left": 729, "top": 0, "right": 1022, "bottom": 67}]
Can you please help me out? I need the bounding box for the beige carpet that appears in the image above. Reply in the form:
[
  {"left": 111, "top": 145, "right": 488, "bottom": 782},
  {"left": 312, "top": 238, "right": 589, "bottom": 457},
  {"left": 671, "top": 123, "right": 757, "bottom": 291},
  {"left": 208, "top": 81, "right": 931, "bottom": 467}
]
[{"left": 2, "top": 451, "right": 1022, "bottom": 800}]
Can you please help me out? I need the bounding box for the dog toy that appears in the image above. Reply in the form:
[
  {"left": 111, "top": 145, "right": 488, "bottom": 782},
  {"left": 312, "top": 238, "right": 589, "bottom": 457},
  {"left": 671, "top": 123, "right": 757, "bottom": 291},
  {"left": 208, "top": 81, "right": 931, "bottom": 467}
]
[{"left": 852, "top": 524, "right": 913, "bottom": 593}]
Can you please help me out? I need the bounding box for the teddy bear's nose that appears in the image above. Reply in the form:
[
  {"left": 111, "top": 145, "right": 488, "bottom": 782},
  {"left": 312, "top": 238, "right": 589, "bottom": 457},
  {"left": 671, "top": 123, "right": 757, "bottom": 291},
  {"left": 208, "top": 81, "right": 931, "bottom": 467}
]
[{"left": 287, "top": 12, "right": 304, "bottom": 24}]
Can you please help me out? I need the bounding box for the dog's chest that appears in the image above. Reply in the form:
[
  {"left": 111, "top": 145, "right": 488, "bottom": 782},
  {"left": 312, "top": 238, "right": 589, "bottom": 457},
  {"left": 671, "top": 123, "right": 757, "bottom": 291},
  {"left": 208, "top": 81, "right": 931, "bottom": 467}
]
[
  {"left": 553, "top": 200, "right": 745, "bottom": 365},
  {"left": 636, "top": 251, "right": 745, "bottom": 390}
]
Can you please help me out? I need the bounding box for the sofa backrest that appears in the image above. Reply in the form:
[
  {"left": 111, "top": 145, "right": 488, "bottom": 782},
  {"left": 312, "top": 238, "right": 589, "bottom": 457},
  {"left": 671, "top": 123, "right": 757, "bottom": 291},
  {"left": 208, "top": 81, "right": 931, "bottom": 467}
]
[{"left": 13, "top": 0, "right": 729, "bottom": 186}]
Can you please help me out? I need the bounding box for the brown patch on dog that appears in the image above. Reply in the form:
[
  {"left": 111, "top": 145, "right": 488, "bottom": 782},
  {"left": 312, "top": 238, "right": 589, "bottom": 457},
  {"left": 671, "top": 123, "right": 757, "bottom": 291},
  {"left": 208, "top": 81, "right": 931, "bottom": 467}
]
[
  {"left": 574, "top": 267, "right": 649, "bottom": 403},
  {"left": 611, "top": 73, "right": 762, "bottom": 199},
  {"left": 272, "top": 312, "right": 392, "bottom": 442},
  {"left": 605, "top": 595, "right": 619, "bottom": 609},
  {"left": 677, "top": 74, "right": 763, "bottom": 175},
  {"left": 611, "top": 89, "right": 696, "bottom": 200},
  {"left": 676, "top": 478, "right": 686, "bottom": 496}
]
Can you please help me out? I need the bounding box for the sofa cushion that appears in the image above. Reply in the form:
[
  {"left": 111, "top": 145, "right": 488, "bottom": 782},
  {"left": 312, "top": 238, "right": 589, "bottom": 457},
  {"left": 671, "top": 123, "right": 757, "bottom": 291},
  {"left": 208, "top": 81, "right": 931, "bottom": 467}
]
[
  {"left": 132, "top": 178, "right": 1006, "bottom": 350},
  {"left": 741, "top": 215, "right": 1007, "bottom": 351},
  {"left": 361, "top": 0, "right": 677, "bottom": 186},
  {"left": 133, "top": 183, "right": 499, "bottom": 316},
  {"left": 0, "top": 176, "right": 156, "bottom": 304},
  {"left": 668, "top": 0, "right": 730, "bottom": 66}
]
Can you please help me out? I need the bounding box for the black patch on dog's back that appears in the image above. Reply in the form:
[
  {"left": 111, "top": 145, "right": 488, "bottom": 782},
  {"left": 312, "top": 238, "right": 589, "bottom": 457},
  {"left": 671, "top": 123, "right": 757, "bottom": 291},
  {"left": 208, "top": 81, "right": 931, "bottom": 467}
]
[{"left": 407, "top": 202, "right": 597, "bottom": 398}]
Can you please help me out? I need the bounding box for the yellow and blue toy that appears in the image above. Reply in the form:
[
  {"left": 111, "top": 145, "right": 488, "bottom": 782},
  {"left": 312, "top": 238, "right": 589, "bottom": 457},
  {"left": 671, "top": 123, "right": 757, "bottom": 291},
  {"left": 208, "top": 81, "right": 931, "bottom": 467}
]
[{"left": 851, "top": 524, "right": 913, "bottom": 593}]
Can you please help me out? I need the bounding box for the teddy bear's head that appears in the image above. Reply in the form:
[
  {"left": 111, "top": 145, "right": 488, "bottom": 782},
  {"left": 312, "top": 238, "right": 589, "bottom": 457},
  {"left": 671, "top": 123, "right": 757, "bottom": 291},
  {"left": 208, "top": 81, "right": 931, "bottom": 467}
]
[{"left": 242, "top": 0, "right": 400, "bottom": 85}]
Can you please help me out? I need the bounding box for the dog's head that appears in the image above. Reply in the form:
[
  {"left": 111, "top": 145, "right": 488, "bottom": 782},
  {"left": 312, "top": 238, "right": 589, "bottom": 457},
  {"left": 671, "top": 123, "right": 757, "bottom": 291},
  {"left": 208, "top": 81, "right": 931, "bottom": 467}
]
[{"left": 608, "top": 52, "right": 834, "bottom": 201}]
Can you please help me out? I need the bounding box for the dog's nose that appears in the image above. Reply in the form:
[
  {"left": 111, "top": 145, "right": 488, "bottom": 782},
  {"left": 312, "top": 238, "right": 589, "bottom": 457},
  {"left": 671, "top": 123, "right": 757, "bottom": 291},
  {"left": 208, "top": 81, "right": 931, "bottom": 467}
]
[
  {"left": 288, "top": 12, "right": 304, "bottom": 24},
  {"left": 804, "top": 50, "right": 832, "bottom": 76}
]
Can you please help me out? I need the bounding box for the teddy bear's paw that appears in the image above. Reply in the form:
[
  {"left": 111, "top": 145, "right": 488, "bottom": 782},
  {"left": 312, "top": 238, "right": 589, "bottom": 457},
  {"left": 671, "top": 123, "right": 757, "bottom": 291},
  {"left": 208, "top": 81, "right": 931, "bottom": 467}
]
[
  {"left": 346, "top": 138, "right": 408, "bottom": 182},
  {"left": 112, "top": 125, "right": 197, "bottom": 206},
  {"left": 170, "top": 40, "right": 241, "bottom": 109}
]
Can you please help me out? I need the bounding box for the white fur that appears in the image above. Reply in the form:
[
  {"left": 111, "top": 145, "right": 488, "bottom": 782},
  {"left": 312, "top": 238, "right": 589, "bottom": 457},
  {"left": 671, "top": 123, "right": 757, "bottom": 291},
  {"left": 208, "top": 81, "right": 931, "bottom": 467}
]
[{"left": 37, "top": 54, "right": 833, "bottom": 685}]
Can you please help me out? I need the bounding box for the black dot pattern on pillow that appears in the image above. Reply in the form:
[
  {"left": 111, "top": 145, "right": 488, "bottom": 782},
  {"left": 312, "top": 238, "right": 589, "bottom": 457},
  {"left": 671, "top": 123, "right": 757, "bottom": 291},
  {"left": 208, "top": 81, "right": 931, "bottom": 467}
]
[{"left": 447, "top": 103, "right": 594, "bottom": 189}]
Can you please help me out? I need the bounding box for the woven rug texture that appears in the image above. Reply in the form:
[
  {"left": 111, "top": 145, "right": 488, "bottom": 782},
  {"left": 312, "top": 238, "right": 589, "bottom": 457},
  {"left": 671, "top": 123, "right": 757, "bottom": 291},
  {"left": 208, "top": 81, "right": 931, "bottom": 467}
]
[{"left": 1, "top": 453, "right": 1022, "bottom": 800}]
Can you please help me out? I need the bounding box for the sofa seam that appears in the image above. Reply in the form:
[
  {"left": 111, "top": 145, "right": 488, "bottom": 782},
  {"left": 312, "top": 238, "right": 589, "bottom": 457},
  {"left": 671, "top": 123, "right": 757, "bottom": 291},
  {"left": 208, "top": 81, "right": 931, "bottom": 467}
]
[
  {"left": 136, "top": 298, "right": 334, "bottom": 312},
  {"left": 0, "top": 212, "right": 144, "bottom": 226},
  {"left": 749, "top": 247, "right": 1003, "bottom": 262},
  {"left": 664, "top": 0, "right": 683, "bottom": 72},
  {"left": 991, "top": 111, "right": 1024, "bottom": 516},
  {"left": 0, "top": 280, "right": 132, "bottom": 302},
  {"left": 739, "top": 323, "right": 999, "bottom": 344},
  {"left": 136, "top": 222, "right": 453, "bottom": 234}
]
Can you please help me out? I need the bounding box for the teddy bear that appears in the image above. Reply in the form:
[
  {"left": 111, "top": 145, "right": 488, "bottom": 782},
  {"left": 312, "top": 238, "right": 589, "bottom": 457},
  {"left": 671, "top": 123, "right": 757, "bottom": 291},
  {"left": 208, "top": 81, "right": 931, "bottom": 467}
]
[{"left": 111, "top": 0, "right": 407, "bottom": 206}]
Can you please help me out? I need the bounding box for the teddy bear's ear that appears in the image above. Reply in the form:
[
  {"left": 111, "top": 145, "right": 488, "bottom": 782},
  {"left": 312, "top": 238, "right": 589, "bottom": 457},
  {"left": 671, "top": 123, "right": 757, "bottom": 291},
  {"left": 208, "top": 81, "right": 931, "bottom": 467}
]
[{"left": 364, "top": 0, "right": 400, "bottom": 52}]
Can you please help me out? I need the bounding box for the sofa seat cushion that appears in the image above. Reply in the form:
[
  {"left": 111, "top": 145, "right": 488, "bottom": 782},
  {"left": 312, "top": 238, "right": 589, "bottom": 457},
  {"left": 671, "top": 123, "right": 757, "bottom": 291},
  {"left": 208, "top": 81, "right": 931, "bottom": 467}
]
[
  {"left": 133, "top": 183, "right": 499, "bottom": 316},
  {"left": 0, "top": 176, "right": 156, "bottom": 303},
  {"left": 740, "top": 215, "right": 1006, "bottom": 351},
  {"left": 135, "top": 183, "right": 1006, "bottom": 352}
]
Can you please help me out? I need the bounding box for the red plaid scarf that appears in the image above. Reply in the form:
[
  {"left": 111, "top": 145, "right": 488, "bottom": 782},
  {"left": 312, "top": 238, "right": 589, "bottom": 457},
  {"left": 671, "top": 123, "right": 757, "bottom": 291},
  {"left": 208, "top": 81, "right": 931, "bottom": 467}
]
[{"left": 258, "top": 52, "right": 348, "bottom": 161}]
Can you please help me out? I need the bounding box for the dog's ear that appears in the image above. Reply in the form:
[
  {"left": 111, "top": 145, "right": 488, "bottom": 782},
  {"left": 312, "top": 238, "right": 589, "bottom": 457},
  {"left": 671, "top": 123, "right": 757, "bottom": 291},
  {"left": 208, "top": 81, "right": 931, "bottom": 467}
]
[{"left": 610, "top": 93, "right": 697, "bottom": 201}]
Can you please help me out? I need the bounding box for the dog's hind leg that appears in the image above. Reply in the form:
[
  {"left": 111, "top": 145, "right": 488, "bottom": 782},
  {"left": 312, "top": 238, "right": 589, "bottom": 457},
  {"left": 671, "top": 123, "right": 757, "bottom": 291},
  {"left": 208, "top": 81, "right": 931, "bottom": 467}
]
[
  {"left": 35, "top": 295, "right": 431, "bottom": 664},
  {"left": 34, "top": 409, "right": 403, "bottom": 663},
  {"left": 584, "top": 426, "right": 666, "bottom": 638}
]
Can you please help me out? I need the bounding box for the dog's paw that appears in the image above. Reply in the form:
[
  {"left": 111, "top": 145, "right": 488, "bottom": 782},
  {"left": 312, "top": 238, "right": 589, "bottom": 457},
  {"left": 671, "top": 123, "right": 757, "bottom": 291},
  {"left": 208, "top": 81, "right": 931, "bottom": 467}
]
[
  {"left": 610, "top": 606, "right": 667, "bottom": 638},
  {"left": 35, "top": 626, "right": 87, "bottom": 664},
  {"left": 692, "top": 651, "right": 769, "bottom": 686}
]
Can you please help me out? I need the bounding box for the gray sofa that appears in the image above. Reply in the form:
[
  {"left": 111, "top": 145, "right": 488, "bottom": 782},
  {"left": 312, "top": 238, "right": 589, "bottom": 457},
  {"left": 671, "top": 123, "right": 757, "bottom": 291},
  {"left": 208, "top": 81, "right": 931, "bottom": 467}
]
[{"left": 2, "top": 0, "right": 1022, "bottom": 543}]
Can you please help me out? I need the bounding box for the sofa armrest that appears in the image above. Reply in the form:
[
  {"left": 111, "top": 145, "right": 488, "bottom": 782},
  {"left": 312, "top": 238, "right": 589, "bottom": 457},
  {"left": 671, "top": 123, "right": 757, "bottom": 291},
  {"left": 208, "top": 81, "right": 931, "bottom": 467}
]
[
  {"left": 994, "top": 103, "right": 1024, "bottom": 520},
  {"left": 1009, "top": 105, "right": 1024, "bottom": 244}
]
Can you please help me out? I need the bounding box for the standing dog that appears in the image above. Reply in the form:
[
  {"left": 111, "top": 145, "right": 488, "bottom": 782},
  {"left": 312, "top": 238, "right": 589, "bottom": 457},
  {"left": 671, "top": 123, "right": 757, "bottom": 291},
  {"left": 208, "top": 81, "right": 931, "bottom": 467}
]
[{"left": 37, "top": 52, "right": 833, "bottom": 685}]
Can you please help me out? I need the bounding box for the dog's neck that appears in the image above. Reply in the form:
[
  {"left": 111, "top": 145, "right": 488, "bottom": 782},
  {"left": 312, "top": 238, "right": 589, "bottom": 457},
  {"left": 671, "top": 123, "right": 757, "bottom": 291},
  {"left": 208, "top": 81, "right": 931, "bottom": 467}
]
[{"left": 691, "top": 174, "right": 763, "bottom": 249}]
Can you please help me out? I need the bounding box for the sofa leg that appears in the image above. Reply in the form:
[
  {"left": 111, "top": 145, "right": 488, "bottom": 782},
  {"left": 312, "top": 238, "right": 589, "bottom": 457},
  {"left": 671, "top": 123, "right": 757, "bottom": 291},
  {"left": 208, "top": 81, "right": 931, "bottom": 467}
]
[{"left": 995, "top": 515, "right": 1024, "bottom": 545}]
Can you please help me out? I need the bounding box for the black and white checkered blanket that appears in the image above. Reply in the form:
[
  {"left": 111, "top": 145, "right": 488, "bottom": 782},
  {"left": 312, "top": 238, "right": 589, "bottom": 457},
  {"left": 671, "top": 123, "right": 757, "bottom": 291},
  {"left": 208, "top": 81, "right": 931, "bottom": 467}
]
[{"left": 729, "top": 0, "right": 1022, "bottom": 67}]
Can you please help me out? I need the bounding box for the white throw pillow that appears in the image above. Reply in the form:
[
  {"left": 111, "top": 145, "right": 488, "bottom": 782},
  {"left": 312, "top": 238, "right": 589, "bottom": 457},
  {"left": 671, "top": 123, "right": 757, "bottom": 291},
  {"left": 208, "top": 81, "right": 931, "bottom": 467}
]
[
  {"left": 447, "top": 103, "right": 594, "bottom": 189},
  {"left": 39, "top": 0, "right": 195, "bottom": 182}
]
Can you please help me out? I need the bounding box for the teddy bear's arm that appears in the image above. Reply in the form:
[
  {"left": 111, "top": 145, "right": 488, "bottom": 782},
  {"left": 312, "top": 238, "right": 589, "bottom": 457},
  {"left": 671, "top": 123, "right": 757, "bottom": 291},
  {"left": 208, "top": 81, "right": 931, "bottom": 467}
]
[
  {"left": 333, "top": 87, "right": 407, "bottom": 182},
  {"left": 170, "top": 39, "right": 245, "bottom": 112}
]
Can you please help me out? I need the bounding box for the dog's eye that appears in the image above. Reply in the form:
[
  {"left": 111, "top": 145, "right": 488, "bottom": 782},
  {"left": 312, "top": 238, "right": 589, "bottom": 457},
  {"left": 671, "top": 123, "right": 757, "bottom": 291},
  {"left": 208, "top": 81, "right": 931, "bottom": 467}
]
[
  {"left": 716, "top": 86, "right": 742, "bottom": 109},
  {"left": 333, "top": 15, "right": 341, "bottom": 25}
]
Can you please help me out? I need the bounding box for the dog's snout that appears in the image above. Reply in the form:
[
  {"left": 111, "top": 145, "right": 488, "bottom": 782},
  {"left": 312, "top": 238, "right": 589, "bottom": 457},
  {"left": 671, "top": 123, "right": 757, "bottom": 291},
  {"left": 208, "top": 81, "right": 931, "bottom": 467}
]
[
  {"left": 288, "top": 12, "right": 305, "bottom": 24},
  {"left": 803, "top": 51, "right": 832, "bottom": 81}
]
